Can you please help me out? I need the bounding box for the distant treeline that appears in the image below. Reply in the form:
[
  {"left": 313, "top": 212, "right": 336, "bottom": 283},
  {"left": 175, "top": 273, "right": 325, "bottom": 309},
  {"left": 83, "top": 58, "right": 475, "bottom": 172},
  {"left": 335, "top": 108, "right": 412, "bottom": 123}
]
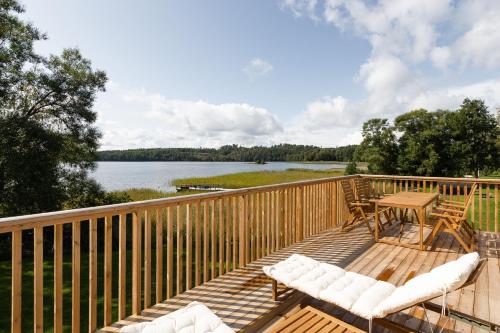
[{"left": 98, "top": 144, "right": 358, "bottom": 162}]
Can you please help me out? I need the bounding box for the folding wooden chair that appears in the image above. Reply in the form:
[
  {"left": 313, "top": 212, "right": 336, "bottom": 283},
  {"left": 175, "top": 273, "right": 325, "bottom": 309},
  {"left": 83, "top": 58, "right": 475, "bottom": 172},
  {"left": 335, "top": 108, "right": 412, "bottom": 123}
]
[
  {"left": 430, "top": 183, "right": 477, "bottom": 252},
  {"left": 354, "top": 177, "right": 396, "bottom": 226},
  {"left": 340, "top": 179, "right": 392, "bottom": 236}
]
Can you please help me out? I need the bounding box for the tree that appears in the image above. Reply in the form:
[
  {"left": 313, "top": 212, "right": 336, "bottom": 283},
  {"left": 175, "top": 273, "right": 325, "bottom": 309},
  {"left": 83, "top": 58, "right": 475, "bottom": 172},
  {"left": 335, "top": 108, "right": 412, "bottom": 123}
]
[
  {"left": 355, "top": 119, "right": 399, "bottom": 174},
  {"left": 0, "top": 1, "right": 108, "bottom": 216},
  {"left": 394, "top": 109, "right": 455, "bottom": 176},
  {"left": 448, "top": 99, "right": 498, "bottom": 177},
  {"left": 344, "top": 161, "right": 358, "bottom": 175}
]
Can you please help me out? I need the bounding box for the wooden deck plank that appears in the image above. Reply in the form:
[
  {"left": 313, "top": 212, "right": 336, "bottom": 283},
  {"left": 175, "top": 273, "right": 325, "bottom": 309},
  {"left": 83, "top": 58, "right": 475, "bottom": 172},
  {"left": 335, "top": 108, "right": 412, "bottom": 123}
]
[{"left": 100, "top": 225, "right": 500, "bottom": 333}]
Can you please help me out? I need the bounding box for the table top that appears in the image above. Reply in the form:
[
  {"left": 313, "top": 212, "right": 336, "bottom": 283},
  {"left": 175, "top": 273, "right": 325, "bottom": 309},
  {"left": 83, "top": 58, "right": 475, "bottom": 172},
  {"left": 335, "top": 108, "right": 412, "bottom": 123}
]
[{"left": 376, "top": 192, "right": 438, "bottom": 209}]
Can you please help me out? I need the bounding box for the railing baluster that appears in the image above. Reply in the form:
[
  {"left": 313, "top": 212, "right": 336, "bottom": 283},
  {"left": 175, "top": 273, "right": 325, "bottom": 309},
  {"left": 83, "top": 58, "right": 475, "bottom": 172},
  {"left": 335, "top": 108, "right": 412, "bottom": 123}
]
[
  {"left": 176, "top": 205, "right": 184, "bottom": 294},
  {"left": 185, "top": 204, "right": 192, "bottom": 290},
  {"left": 167, "top": 206, "right": 174, "bottom": 298},
  {"left": 230, "top": 197, "right": 235, "bottom": 270},
  {"left": 132, "top": 211, "right": 142, "bottom": 314},
  {"left": 54, "top": 225, "right": 63, "bottom": 333},
  {"left": 239, "top": 195, "right": 246, "bottom": 267},
  {"left": 104, "top": 216, "right": 112, "bottom": 325},
  {"left": 89, "top": 218, "right": 97, "bottom": 331},
  {"left": 156, "top": 208, "right": 163, "bottom": 303},
  {"left": 486, "top": 185, "right": 491, "bottom": 232},
  {"left": 218, "top": 199, "right": 224, "bottom": 276},
  {"left": 144, "top": 210, "right": 152, "bottom": 306},
  {"left": 73, "top": 221, "right": 81, "bottom": 332},
  {"left": 203, "top": 201, "right": 209, "bottom": 283},
  {"left": 34, "top": 226, "right": 43, "bottom": 333},
  {"left": 495, "top": 184, "right": 499, "bottom": 233},
  {"left": 194, "top": 201, "right": 201, "bottom": 287},
  {"left": 12, "top": 230, "right": 22, "bottom": 333},
  {"left": 210, "top": 201, "right": 216, "bottom": 279},
  {"left": 119, "top": 213, "right": 127, "bottom": 319}
]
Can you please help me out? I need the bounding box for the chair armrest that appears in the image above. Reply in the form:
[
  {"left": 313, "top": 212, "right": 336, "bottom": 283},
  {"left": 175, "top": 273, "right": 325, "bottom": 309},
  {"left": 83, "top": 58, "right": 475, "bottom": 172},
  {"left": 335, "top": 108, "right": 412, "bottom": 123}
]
[
  {"left": 440, "top": 202, "right": 465, "bottom": 208},
  {"left": 352, "top": 202, "right": 371, "bottom": 207},
  {"left": 435, "top": 207, "right": 464, "bottom": 214}
]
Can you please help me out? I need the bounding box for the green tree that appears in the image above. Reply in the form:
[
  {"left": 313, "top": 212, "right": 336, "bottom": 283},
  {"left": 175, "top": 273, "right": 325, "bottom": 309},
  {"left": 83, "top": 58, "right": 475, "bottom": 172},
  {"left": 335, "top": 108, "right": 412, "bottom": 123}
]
[
  {"left": 448, "top": 99, "right": 498, "bottom": 177},
  {"left": 355, "top": 119, "right": 398, "bottom": 174},
  {"left": 394, "top": 109, "right": 455, "bottom": 176},
  {"left": 0, "top": 1, "right": 108, "bottom": 216},
  {"left": 344, "top": 161, "right": 358, "bottom": 175}
]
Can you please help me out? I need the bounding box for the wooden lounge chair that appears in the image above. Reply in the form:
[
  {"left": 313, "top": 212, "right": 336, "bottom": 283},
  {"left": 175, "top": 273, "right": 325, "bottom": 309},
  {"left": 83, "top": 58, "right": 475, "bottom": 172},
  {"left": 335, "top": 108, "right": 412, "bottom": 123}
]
[
  {"left": 340, "top": 179, "right": 392, "bottom": 235},
  {"left": 430, "top": 183, "right": 477, "bottom": 253},
  {"left": 263, "top": 253, "right": 485, "bottom": 333}
]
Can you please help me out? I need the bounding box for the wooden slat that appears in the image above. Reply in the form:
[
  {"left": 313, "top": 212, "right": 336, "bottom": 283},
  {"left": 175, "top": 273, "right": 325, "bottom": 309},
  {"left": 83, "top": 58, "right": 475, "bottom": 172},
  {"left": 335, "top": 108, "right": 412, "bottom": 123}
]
[
  {"left": 104, "top": 216, "right": 112, "bottom": 326},
  {"left": 53, "top": 225, "right": 62, "bottom": 333},
  {"left": 89, "top": 219, "right": 97, "bottom": 331},
  {"left": 132, "top": 211, "right": 141, "bottom": 314},
  {"left": 11, "top": 230, "right": 22, "bottom": 333},
  {"left": 486, "top": 185, "right": 490, "bottom": 232},
  {"left": 34, "top": 226, "right": 43, "bottom": 333},
  {"left": 186, "top": 204, "right": 192, "bottom": 290},
  {"left": 231, "top": 197, "right": 236, "bottom": 270},
  {"left": 210, "top": 200, "right": 216, "bottom": 279},
  {"left": 72, "top": 221, "right": 81, "bottom": 332},
  {"left": 203, "top": 201, "right": 209, "bottom": 282},
  {"left": 166, "top": 206, "right": 174, "bottom": 298},
  {"left": 176, "top": 205, "right": 184, "bottom": 294},
  {"left": 156, "top": 208, "right": 163, "bottom": 303},
  {"left": 195, "top": 201, "right": 201, "bottom": 286},
  {"left": 144, "top": 210, "right": 151, "bottom": 307},
  {"left": 239, "top": 196, "right": 246, "bottom": 267},
  {"left": 218, "top": 199, "right": 224, "bottom": 276},
  {"left": 118, "top": 213, "right": 127, "bottom": 319},
  {"left": 495, "top": 185, "right": 498, "bottom": 233}
]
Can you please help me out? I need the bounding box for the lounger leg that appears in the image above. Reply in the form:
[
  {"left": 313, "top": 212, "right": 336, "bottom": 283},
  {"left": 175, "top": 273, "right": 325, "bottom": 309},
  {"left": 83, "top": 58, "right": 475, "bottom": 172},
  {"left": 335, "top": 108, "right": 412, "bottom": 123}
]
[{"left": 272, "top": 279, "right": 277, "bottom": 301}]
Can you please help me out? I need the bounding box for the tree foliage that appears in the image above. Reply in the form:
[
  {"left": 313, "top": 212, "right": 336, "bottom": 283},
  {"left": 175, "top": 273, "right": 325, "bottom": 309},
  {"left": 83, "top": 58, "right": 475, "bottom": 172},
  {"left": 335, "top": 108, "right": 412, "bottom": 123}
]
[
  {"left": 0, "top": 1, "right": 114, "bottom": 217},
  {"left": 98, "top": 144, "right": 358, "bottom": 162},
  {"left": 356, "top": 99, "right": 499, "bottom": 177}
]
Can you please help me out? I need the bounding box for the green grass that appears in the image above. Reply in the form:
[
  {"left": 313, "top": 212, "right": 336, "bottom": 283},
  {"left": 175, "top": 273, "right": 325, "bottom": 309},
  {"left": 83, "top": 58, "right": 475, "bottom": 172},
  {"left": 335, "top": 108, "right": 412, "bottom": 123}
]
[
  {"left": 172, "top": 168, "right": 345, "bottom": 189},
  {"left": 110, "top": 188, "right": 206, "bottom": 201}
]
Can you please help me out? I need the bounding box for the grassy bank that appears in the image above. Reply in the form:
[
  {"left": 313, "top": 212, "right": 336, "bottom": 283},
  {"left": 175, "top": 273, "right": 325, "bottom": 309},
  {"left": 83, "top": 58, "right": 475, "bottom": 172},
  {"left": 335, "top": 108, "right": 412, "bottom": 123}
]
[{"left": 172, "top": 168, "right": 345, "bottom": 189}]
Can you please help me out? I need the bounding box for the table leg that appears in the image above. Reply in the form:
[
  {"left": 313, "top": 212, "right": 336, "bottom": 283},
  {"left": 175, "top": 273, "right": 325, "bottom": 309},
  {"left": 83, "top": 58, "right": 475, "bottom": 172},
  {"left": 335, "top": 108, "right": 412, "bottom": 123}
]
[{"left": 375, "top": 203, "right": 379, "bottom": 241}]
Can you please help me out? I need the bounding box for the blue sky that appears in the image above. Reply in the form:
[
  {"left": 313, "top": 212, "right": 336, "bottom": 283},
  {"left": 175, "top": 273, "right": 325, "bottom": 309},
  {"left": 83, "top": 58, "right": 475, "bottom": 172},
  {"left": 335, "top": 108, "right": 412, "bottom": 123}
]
[{"left": 22, "top": 0, "right": 500, "bottom": 149}]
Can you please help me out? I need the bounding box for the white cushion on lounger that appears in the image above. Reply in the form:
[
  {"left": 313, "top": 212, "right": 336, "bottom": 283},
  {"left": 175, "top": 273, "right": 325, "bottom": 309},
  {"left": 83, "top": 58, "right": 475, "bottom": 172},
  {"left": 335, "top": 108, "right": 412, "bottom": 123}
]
[
  {"left": 120, "top": 302, "right": 234, "bottom": 333},
  {"left": 263, "top": 252, "right": 480, "bottom": 320},
  {"left": 371, "top": 252, "right": 480, "bottom": 318}
]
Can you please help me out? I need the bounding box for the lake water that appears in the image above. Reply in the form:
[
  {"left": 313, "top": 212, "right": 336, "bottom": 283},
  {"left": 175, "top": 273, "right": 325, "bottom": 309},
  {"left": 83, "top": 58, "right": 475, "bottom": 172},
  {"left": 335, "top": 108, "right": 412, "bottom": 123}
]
[{"left": 91, "top": 161, "right": 345, "bottom": 192}]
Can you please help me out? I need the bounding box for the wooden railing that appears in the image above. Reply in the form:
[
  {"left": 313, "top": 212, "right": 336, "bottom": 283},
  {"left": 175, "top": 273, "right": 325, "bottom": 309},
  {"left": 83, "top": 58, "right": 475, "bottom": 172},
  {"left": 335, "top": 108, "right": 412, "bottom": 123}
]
[
  {"left": 2, "top": 174, "right": 498, "bottom": 332},
  {"left": 362, "top": 175, "right": 500, "bottom": 233},
  {"left": 0, "top": 175, "right": 353, "bottom": 333}
]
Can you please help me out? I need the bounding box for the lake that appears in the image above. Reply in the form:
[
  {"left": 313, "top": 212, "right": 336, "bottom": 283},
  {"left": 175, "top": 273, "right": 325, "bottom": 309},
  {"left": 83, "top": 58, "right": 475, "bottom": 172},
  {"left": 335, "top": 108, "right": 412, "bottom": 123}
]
[{"left": 91, "top": 161, "right": 346, "bottom": 192}]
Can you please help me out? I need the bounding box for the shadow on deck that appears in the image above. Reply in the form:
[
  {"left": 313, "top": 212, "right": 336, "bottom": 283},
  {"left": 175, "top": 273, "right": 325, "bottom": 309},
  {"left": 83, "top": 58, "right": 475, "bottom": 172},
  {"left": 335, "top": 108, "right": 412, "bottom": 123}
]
[{"left": 101, "top": 225, "right": 500, "bottom": 333}]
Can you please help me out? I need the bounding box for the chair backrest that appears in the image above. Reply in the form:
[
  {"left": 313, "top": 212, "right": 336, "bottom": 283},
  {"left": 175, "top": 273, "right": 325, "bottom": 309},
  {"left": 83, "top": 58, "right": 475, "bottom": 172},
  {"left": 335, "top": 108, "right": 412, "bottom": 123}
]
[
  {"left": 462, "top": 183, "right": 477, "bottom": 215},
  {"left": 354, "top": 177, "right": 374, "bottom": 202},
  {"left": 340, "top": 179, "right": 357, "bottom": 213}
]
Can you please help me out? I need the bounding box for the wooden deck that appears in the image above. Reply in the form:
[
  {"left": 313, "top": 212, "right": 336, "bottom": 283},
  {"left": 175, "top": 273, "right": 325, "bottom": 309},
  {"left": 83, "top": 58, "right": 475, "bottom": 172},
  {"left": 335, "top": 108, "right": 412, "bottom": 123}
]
[{"left": 102, "top": 225, "right": 500, "bottom": 333}]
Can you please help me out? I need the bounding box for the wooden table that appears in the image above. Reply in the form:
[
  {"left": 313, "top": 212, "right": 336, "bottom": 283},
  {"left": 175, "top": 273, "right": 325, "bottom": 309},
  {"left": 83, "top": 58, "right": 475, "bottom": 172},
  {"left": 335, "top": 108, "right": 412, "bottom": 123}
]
[
  {"left": 374, "top": 192, "right": 438, "bottom": 250},
  {"left": 267, "top": 305, "right": 364, "bottom": 333}
]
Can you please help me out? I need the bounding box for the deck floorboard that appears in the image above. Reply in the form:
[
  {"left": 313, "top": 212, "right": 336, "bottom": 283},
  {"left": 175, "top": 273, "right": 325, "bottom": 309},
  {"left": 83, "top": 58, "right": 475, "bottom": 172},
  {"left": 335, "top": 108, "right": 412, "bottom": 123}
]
[{"left": 101, "top": 225, "right": 500, "bottom": 333}]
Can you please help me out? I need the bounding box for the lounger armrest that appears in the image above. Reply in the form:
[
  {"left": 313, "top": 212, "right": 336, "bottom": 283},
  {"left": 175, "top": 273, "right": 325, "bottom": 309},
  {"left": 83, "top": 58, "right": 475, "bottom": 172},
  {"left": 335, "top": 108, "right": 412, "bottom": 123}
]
[{"left": 352, "top": 202, "right": 371, "bottom": 207}]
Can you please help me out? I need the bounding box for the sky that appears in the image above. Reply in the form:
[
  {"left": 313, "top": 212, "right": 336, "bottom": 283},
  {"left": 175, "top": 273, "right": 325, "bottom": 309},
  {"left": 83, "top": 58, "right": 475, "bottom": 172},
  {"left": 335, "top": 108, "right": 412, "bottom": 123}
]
[{"left": 21, "top": 0, "right": 500, "bottom": 150}]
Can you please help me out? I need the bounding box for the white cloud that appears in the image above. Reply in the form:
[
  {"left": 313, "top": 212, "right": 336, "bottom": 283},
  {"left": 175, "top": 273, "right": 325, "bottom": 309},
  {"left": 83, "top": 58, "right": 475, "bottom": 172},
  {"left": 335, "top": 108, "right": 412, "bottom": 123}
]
[
  {"left": 276, "top": 0, "right": 500, "bottom": 142},
  {"left": 242, "top": 58, "right": 274, "bottom": 79},
  {"left": 280, "top": 0, "right": 319, "bottom": 20},
  {"left": 96, "top": 85, "right": 283, "bottom": 149}
]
